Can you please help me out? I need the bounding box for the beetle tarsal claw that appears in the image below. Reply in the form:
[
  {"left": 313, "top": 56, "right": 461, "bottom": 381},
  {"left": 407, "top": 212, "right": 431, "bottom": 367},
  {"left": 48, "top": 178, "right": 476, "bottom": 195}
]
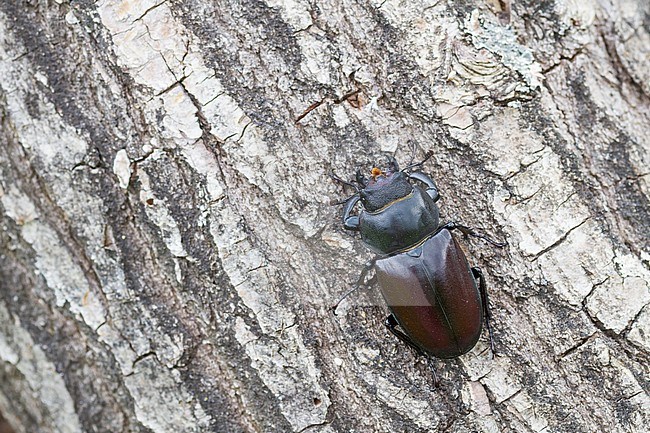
[{"left": 422, "top": 357, "right": 440, "bottom": 387}]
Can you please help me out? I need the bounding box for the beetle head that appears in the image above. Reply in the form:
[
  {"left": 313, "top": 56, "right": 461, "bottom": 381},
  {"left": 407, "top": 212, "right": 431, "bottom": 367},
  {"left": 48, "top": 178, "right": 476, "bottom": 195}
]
[{"left": 359, "top": 164, "right": 412, "bottom": 212}]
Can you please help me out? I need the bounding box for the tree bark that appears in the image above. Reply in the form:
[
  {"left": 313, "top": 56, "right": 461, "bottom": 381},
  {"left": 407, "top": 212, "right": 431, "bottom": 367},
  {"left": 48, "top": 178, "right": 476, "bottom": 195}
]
[{"left": 1, "top": 0, "right": 648, "bottom": 432}]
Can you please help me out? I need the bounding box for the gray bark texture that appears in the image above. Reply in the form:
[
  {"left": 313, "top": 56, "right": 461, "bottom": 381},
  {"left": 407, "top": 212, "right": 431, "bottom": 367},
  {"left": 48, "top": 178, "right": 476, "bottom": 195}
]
[{"left": 0, "top": 0, "right": 649, "bottom": 432}]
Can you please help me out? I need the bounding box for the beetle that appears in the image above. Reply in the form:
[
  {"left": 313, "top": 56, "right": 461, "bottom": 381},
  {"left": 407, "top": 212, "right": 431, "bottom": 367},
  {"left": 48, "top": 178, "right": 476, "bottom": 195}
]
[{"left": 331, "top": 154, "right": 505, "bottom": 358}]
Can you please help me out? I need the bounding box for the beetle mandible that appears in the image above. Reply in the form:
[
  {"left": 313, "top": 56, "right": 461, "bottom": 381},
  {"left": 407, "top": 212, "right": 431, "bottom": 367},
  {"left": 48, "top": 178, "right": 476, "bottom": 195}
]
[{"left": 331, "top": 153, "right": 505, "bottom": 358}]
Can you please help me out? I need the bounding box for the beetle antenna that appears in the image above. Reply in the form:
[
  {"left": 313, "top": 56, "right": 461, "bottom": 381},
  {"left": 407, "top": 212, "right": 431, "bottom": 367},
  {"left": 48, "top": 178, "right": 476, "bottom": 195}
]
[
  {"left": 401, "top": 150, "right": 433, "bottom": 172},
  {"left": 405, "top": 140, "right": 418, "bottom": 167},
  {"left": 329, "top": 171, "right": 359, "bottom": 192}
]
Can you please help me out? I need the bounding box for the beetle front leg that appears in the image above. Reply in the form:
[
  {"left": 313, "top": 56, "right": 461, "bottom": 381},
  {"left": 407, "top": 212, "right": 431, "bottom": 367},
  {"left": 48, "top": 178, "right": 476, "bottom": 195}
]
[
  {"left": 472, "top": 267, "right": 495, "bottom": 356},
  {"left": 408, "top": 172, "right": 440, "bottom": 202},
  {"left": 342, "top": 195, "right": 361, "bottom": 231}
]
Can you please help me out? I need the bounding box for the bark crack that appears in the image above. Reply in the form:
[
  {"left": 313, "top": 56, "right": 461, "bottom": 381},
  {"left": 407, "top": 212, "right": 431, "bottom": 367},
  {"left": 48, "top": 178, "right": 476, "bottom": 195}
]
[
  {"left": 531, "top": 217, "right": 590, "bottom": 262},
  {"left": 598, "top": 24, "right": 650, "bottom": 101},
  {"left": 556, "top": 332, "right": 597, "bottom": 360},
  {"left": 541, "top": 48, "right": 586, "bottom": 75},
  {"left": 134, "top": 0, "right": 169, "bottom": 23},
  {"left": 295, "top": 87, "right": 361, "bottom": 122},
  {"left": 127, "top": 351, "right": 158, "bottom": 374}
]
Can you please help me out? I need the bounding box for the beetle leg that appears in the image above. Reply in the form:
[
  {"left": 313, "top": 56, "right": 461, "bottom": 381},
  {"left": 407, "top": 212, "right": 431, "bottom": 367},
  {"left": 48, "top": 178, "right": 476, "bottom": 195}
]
[
  {"left": 442, "top": 222, "right": 506, "bottom": 247},
  {"left": 384, "top": 314, "right": 425, "bottom": 357},
  {"left": 384, "top": 315, "right": 440, "bottom": 385},
  {"left": 342, "top": 195, "right": 361, "bottom": 231},
  {"left": 331, "top": 258, "right": 377, "bottom": 312},
  {"left": 330, "top": 173, "right": 362, "bottom": 231},
  {"left": 472, "top": 267, "right": 495, "bottom": 357},
  {"left": 408, "top": 171, "right": 440, "bottom": 202}
]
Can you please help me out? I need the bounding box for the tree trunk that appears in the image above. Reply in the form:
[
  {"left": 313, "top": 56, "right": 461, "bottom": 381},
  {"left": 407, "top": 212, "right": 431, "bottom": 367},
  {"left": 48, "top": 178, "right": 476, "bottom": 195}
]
[{"left": 1, "top": 0, "right": 648, "bottom": 432}]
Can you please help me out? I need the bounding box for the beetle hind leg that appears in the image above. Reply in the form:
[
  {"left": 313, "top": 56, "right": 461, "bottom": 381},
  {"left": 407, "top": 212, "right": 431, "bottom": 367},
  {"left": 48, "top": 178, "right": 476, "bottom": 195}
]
[
  {"left": 385, "top": 314, "right": 440, "bottom": 385},
  {"left": 384, "top": 314, "right": 425, "bottom": 357},
  {"left": 472, "top": 267, "right": 495, "bottom": 356}
]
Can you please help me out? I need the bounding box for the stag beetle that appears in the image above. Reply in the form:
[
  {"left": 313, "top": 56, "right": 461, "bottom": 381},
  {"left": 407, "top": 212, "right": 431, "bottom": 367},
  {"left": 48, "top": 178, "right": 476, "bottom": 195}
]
[{"left": 331, "top": 154, "right": 505, "bottom": 358}]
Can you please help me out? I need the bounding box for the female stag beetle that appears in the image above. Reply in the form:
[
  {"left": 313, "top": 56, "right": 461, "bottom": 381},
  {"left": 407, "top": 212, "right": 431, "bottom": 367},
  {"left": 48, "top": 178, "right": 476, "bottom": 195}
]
[{"left": 331, "top": 153, "right": 505, "bottom": 358}]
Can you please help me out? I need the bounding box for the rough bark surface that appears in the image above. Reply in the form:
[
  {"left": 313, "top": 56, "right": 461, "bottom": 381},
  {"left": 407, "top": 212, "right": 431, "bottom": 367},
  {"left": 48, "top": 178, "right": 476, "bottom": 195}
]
[{"left": 0, "top": 0, "right": 648, "bottom": 432}]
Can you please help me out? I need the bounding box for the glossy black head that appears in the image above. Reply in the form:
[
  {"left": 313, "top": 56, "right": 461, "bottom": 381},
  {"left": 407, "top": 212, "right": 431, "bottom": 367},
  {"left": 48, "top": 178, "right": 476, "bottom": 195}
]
[
  {"left": 360, "top": 168, "right": 413, "bottom": 212},
  {"left": 333, "top": 155, "right": 442, "bottom": 254}
]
